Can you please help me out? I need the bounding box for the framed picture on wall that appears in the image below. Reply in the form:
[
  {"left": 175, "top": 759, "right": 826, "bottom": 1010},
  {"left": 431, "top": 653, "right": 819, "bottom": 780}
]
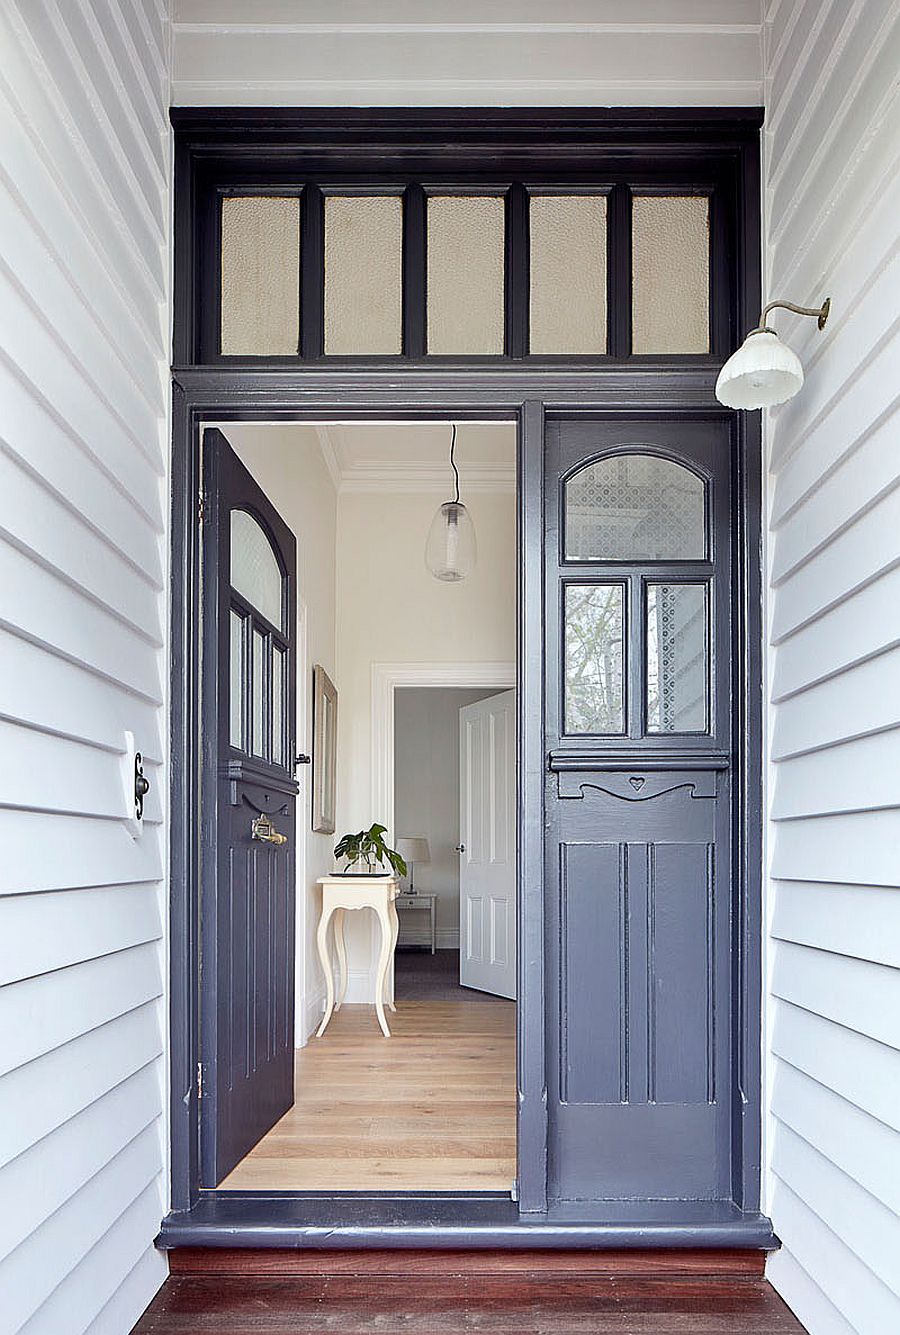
[{"left": 312, "top": 665, "right": 337, "bottom": 834}]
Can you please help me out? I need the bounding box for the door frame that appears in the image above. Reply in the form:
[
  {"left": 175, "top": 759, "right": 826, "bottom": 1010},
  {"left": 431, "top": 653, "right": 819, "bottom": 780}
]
[
  {"left": 372, "top": 661, "right": 517, "bottom": 844},
  {"left": 166, "top": 377, "right": 766, "bottom": 1248}
]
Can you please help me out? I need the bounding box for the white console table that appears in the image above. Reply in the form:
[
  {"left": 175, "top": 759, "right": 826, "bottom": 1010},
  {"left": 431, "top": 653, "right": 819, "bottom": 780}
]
[
  {"left": 396, "top": 892, "right": 437, "bottom": 954},
  {"left": 315, "top": 874, "right": 400, "bottom": 1038}
]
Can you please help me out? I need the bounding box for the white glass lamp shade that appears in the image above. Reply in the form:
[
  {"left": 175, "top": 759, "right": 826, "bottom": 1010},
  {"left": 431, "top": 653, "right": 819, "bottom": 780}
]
[
  {"left": 425, "top": 501, "right": 477, "bottom": 581},
  {"left": 715, "top": 329, "right": 804, "bottom": 410},
  {"left": 396, "top": 836, "right": 430, "bottom": 866}
]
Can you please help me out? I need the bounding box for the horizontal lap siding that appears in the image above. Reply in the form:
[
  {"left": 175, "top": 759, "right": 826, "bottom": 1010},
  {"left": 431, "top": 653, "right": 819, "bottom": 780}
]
[
  {"left": 0, "top": 2, "right": 170, "bottom": 1332},
  {"left": 763, "top": 3, "right": 900, "bottom": 1333}
]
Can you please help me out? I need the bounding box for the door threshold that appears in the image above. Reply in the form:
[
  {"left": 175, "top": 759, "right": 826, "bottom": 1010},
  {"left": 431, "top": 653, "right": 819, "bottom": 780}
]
[{"left": 158, "top": 1194, "right": 776, "bottom": 1251}]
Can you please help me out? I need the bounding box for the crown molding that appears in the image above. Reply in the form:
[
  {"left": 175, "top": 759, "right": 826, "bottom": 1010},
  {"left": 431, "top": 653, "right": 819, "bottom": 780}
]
[{"left": 313, "top": 424, "right": 515, "bottom": 494}]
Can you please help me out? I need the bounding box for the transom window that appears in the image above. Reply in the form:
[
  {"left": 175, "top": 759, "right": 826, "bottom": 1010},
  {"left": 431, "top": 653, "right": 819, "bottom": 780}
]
[{"left": 215, "top": 184, "right": 712, "bottom": 361}]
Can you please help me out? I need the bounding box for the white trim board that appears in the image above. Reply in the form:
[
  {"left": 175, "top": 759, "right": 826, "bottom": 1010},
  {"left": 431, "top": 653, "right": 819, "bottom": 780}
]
[{"left": 371, "top": 661, "right": 517, "bottom": 843}]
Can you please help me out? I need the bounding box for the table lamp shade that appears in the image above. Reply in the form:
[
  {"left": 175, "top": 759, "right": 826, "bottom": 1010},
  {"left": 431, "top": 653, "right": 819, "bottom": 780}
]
[{"left": 396, "top": 836, "right": 430, "bottom": 866}]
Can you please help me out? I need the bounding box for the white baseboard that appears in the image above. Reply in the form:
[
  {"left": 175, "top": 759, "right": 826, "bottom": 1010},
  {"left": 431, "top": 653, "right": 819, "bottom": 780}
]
[{"left": 298, "top": 989, "right": 325, "bottom": 1047}]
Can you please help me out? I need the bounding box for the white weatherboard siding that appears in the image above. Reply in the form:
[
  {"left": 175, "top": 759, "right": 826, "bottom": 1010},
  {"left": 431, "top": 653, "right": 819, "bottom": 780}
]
[
  {"left": 763, "top": 3, "right": 900, "bottom": 1333},
  {"left": 0, "top": 2, "right": 170, "bottom": 1333},
  {"left": 172, "top": 0, "right": 764, "bottom": 107}
]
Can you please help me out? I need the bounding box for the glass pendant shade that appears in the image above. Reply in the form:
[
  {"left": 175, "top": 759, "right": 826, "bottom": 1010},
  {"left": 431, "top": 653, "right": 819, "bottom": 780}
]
[
  {"left": 425, "top": 500, "right": 477, "bottom": 581},
  {"left": 715, "top": 329, "right": 804, "bottom": 409}
]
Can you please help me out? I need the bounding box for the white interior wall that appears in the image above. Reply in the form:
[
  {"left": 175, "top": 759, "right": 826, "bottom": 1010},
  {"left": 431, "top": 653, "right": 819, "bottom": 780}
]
[
  {"left": 762, "top": 4, "right": 900, "bottom": 1333},
  {"left": 335, "top": 480, "right": 517, "bottom": 1001},
  {"left": 394, "top": 687, "right": 504, "bottom": 949},
  {"left": 171, "top": 0, "right": 764, "bottom": 107},
  {"left": 0, "top": 3, "right": 172, "bottom": 1332},
  {"left": 225, "top": 425, "right": 339, "bottom": 1045}
]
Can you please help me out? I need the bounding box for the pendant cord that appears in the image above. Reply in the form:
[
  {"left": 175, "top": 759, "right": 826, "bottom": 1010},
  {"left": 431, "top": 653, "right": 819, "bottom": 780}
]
[{"left": 449, "top": 423, "right": 460, "bottom": 504}]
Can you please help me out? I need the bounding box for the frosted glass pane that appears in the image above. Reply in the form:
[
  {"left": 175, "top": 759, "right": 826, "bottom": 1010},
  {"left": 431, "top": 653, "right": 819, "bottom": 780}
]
[
  {"left": 230, "top": 609, "right": 243, "bottom": 749},
  {"left": 530, "top": 195, "right": 606, "bottom": 354},
  {"left": 564, "top": 584, "right": 624, "bottom": 735},
  {"left": 427, "top": 195, "right": 505, "bottom": 354},
  {"left": 565, "top": 453, "right": 705, "bottom": 562},
  {"left": 272, "top": 645, "right": 285, "bottom": 767},
  {"left": 252, "top": 629, "right": 266, "bottom": 758},
  {"left": 647, "top": 584, "right": 709, "bottom": 733},
  {"left": 324, "top": 195, "right": 402, "bottom": 354},
  {"left": 632, "top": 196, "right": 709, "bottom": 354},
  {"left": 220, "top": 196, "right": 300, "bottom": 355},
  {"left": 231, "top": 509, "right": 283, "bottom": 628}
]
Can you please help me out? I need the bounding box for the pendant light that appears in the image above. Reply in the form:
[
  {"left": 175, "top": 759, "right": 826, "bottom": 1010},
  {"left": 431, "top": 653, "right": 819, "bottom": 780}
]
[
  {"left": 425, "top": 424, "right": 477, "bottom": 582},
  {"left": 715, "top": 297, "right": 830, "bottom": 410}
]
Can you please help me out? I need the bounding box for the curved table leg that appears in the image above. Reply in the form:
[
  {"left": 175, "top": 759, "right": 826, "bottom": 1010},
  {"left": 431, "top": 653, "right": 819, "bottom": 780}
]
[
  {"left": 315, "top": 903, "right": 336, "bottom": 1038},
  {"left": 386, "top": 898, "right": 400, "bottom": 1013},
  {"left": 373, "top": 902, "right": 393, "bottom": 1038},
  {"left": 334, "top": 908, "right": 348, "bottom": 1010}
]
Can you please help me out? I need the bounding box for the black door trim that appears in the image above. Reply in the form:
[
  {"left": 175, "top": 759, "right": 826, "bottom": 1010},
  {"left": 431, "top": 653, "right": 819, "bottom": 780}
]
[
  {"left": 167, "top": 375, "right": 766, "bottom": 1245},
  {"left": 166, "top": 105, "right": 767, "bottom": 1248}
]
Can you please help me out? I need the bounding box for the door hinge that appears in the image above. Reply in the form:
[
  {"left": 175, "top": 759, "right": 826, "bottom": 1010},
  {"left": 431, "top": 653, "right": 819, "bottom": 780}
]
[{"left": 196, "top": 1060, "right": 204, "bottom": 1098}]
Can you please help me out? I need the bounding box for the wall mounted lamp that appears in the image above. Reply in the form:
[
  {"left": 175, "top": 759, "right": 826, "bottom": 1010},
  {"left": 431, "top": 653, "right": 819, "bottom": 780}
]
[{"left": 715, "top": 297, "right": 831, "bottom": 410}]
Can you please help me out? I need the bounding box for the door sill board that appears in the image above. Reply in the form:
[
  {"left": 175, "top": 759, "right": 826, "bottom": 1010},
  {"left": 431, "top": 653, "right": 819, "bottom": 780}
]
[{"left": 159, "top": 1196, "right": 776, "bottom": 1255}]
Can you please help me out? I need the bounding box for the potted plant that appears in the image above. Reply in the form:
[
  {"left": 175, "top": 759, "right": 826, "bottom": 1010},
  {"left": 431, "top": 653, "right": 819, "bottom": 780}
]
[{"left": 334, "top": 823, "right": 408, "bottom": 877}]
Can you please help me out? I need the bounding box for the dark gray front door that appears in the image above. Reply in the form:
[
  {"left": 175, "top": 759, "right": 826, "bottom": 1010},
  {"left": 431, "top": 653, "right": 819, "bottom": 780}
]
[
  {"left": 544, "top": 417, "right": 735, "bottom": 1207},
  {"left": 200, "top": 429, "right": 298, "bottom": 1186}
]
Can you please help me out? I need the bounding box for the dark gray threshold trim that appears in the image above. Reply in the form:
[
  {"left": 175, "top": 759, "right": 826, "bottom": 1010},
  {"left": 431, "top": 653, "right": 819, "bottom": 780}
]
[{"left": 158, "top": 1196, "right": 777, "bottom": 1251}]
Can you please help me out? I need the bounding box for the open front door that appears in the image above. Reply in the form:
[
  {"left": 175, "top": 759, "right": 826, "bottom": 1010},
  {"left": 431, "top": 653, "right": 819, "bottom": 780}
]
[
  {"left": 459, "top": 690, "right": 516, "bottom": 999},
  {"left": 200, "top": 429, "right": 298, "bottom": 1186}
]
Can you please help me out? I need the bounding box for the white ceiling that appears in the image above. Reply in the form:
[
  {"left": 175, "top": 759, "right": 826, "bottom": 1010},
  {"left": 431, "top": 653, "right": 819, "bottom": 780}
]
[{"left": 315, "top": 422, "right": 516, "bottom": 493}]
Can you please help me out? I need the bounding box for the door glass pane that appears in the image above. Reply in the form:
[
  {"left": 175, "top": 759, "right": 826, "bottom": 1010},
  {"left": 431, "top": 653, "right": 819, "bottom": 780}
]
[
  {"left": 427, "top": 195, "right": 505, "bottom": 354},
  {"left": 220, "top": 196, "right": 300, "bottom": 355},
  {"left": 647, "top": 584, "right": 709, "bottom": 733},
  {"left": 632, "top": 195, "right": 709, "bottom": 354},
  {"left": 230, "top": 608, "right": 244, "bottom": 749},
  {"left": 272, "top": 645, "right": 286, "bottom": 767},
  {"left": 231, "top": 509, "right": 283, "bottom": 628},
  {"left": 565, "top": 453, "right": 706, "bottom": 562},
  {"left": 530, "top": 195, "right": 607, "bottom": 354},
  {"left": 252, "top": 628, "right": 267, "bottom": 757},
  {"left": 324, "top": 195, "right": 402, "bottom": 354},
  {"left": 564, "top": 584, "right": 625, "bottom": 734}
]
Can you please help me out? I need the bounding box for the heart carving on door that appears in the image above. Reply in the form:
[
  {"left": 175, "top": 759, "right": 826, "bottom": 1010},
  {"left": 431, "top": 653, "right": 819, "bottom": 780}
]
[{"left": 628, "top": 776, "right": 646, "bottom": 792}]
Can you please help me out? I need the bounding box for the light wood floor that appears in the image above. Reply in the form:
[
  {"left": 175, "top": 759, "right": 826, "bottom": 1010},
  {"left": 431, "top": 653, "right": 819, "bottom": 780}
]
[{"left": 219, "top": 999, "right": 516, "bottom": 1191}]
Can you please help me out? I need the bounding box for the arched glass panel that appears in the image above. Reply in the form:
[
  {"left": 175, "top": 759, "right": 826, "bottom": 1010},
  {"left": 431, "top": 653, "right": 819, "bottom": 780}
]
[
  {"left": 230, "top": 509, "right": 283, "bottom": 627},
  {"left": 564, "top": 453, "right": 706, "bottom": 562}
]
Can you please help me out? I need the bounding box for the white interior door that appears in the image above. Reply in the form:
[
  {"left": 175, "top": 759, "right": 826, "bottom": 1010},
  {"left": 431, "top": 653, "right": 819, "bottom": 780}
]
[{"left": 459, "top": 690, "right": 516, "bottom": 999}]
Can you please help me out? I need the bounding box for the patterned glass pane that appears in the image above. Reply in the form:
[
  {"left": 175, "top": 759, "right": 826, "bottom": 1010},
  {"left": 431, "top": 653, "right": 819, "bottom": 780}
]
[
  {"left": 427, "top": 195, "right": 505, "bottom": 354},
  {"left": 324, "top": 195, "right": 402, "bottom": 353},
  {"left": 230, "top": 608, "right": 244, "bottom": 749},
  {"left": 564, "top": 584, "right": 625, "bottom": 734},
  {"left": 530, "top": 195, "right": 607, "bottom": 354},
  {"left": 231, "top": 509, "right": 283, "bottom": 628},
  {"left": 647, "top": 584, "right": 709, "bottom": 733},
  {"left": 220, "top": 196, "right": 300, "bottom": 355},
  {"left": 565, "top": 453, "right": 705, "bottom": 562},
  {"left": 272, "top": 644, "right": 286, "bottom": 767},
  {"left": 632, "top": 195, "right": 709, "bottom": 354},
  {"left": 252, "top": 628, "right": 267, "bottom": 758}
]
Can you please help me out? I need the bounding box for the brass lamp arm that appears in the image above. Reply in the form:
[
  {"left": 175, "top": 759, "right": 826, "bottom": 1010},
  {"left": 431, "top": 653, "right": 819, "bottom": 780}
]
[{"left": 752, "top": 297, "right": 830, "bottom": 335}]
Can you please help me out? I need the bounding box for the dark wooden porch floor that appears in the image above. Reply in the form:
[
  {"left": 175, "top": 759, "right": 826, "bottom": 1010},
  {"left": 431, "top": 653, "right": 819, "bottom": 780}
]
[{"left": 132, "top": 1274, "right": 806, "bottom": 1333}]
